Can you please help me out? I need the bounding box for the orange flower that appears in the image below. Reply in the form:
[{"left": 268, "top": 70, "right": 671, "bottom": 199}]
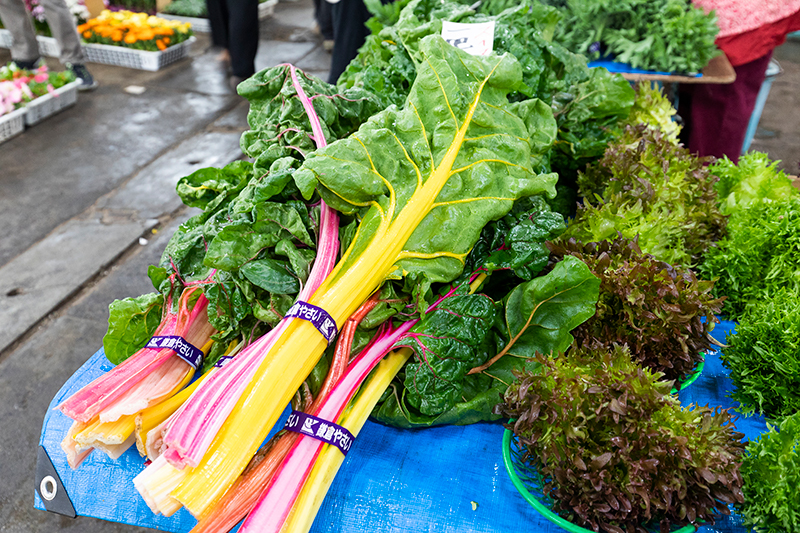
[
  {"left": 156, "top": 39, "right": 166, "bottom": 51},
  {"left": 111, "top": 30, "right": 123, "bottom": 42},
  {"left": 138, "top": 28, "right": 155, "bottom": 40},
  {"left": 163, "top": 36, "right": 170, "bottom": 45},
  {"left": 124, "top": 33, "right": 137, "bottom": 44},
  {"left": 83, "top": 30, "right": 92, "bottom": 39}
]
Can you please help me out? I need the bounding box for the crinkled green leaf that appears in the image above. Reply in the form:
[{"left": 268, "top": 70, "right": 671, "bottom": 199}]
[
  {"left": 204, "top": 201, "right": 314, "bottom": 271},
  {"left": 722, "top": 289, "right": 800, "bottom": 419},
  {"left": 395, "top": 293, "right": 499, "bottom": 416},
  {"left": 102, "top": 292, "right": 164, "bottom": 365},
  {"left": 238, "top": 64, "right": 383, "bottom": 178},
  {"left": 175, "top": 160, "right": 253, "bottom": 210},
  {"left": 295, "top": 35, "right": 557, "bottom": 287},
  {"left": 740, "top": 411, "right": 800, "bottom": 533},
  {"left": 711, "top": 151, "right": 799, "bottom": 216}
]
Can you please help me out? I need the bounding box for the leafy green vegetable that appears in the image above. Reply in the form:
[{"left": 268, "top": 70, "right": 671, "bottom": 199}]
[
  {"left": 161, "top": 0, "right": 207, "bottom": 17},
  {"left": 568, "top": 124, "right": 725, "bottom": 267},
  {"left": 548, "top": 237, "right": 722, "bottom": 383},
  {"left": 294, "top": 35, "right": 558, "bottom": 288},
  {"left": 102, "top": 292, "right": 164, "bottom": 365},
  {"left": 699, "top": 196, "right": 800, "bottom": 319},
  {"left": 239, "top": 65, "right": 383, "bottom": 180},
  {"left": 373, "top": 255, "right": 599, "bottom": 428},
  {"left": 541, "top": 0, "right": 720, "bottom": 73},
  {"left": 337, "top": 0, "right": 635, "bottom": 215},
  {"left": 740, "top": 411, "right": 800, "bottom": 533},
  {"left": 497, "top": 344, "right": 745, "bottom": 533},
  {"left": 721, "top": 289, "right": 800, "bottom": 419},
  {"left": 711, "top": 151, "right": 799, "bottom": 216},
  {"left": 466, "top": 195, "right": 566, "bottom": 281},
  {"left": 623, "top": 82, "right": 681, "bottom": 143}
]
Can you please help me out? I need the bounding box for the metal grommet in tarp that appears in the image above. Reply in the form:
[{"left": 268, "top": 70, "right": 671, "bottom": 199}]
[{"left": 35, "top": 445, "right": 76, "bottom": 518}]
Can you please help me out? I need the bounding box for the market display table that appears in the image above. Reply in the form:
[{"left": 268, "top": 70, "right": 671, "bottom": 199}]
[{"left": 35, "top": 320, "right": 762, "bottom": 532}]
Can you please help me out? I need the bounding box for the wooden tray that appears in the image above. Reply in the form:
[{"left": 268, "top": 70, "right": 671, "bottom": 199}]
[{"left": 619, "top": 54, "right": 736, "bottom": 84}]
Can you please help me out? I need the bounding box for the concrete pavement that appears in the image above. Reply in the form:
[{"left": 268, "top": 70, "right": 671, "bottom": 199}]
[
  {"left": 0, "top": 1, "right": 329, "bottom": 531},
  {"left": 1, "top": 5, "right": 799, "bottom": 533}
]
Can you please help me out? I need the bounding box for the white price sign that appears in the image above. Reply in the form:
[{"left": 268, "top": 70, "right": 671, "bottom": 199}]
[{"left": 441, "top": 20, "right": 496, "bottom": 56}]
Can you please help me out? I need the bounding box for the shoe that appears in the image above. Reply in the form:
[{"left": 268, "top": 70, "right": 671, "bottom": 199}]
[
  {"left": 323, "top": 39, "right": 334, "bottom": 52},
  {"left": 229, "top": 75, "right": 245, "bottom": 92},
  {"left": 66, "top": 63, "right": 99, "bottom": 91},
  {"left": 14, "top": 57, "right": 43, "bottom": 70}
]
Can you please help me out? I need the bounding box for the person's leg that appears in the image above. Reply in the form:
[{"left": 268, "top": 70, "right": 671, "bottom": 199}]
[
  {"left": 686, "top": 52, "right": 773, "bottom": 162},
  {"left": 318, "top": 0, "right": 333, "bottom": 41},
  {"left": 37, "top": 0, "right": 85, "bottom": 65},
  {"left": 206, "top": 0, "right": 229, "bottom": 50},
  {"left": 328, "top": 0, "right": 372, "bottom": 84},
  {"left": 0, "top": 0, "right": 40, "bottom": 65},
  {"left": 226, "top": 0, "right": 259, "bottom": 80}
]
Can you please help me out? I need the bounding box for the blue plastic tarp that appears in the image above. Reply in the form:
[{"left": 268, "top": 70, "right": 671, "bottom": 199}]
[
  {"left": 36, "top": 320, "right": 763, "bottom": 532},
  {"left": 588, "top": 59, "right": 703, "bottom": 78}
]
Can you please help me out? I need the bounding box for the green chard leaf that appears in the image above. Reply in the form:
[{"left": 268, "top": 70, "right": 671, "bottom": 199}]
[
  {"left": 294, "top": 35, "right": 557, "bottom": 288},
  {"left": 103, "top": 292, "right": 164, "bottom": 365},
  {"left": 373, "top": 255, "right": 599, "bottom": 428},
  {"left": 238, "top": 64, "right": 384, "bottom": 178}
]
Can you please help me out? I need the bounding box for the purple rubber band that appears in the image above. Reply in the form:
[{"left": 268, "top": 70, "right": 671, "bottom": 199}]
[
  {"left": 213, "top": 355, "right": 235, "bottom": 368},
  {"left": 145, "top": 335, "right": 204, "bottom": 369},
  {"left": 283, "top": 410, "right": 355, "bottom": 456},
  {"left": 284, "top": 300, "right": 338, "bottom": 344}
]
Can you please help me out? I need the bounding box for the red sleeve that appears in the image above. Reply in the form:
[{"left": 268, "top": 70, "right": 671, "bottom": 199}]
[{"left": 717, "top": 10, "right": 800, "bottom": 66}]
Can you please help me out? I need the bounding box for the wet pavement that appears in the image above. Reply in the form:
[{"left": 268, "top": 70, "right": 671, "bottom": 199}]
[{"left": 0, "top": 6, "right": 798, "bottom": 533}]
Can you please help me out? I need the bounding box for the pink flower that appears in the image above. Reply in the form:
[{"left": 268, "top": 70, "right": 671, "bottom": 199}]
[
  {"left": 47, "top": 84, "right": 56, "bottom": 96},
  {"left": 33, "top": 73, "right": 48, "bottom": 83}
]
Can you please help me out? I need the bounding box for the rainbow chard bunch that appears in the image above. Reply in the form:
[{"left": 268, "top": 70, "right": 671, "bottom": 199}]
[
  {"left": 548, "top": 237, "right": 722, "bottom": 384},
  {"left": 497, "top": 345, "right": 745, "bottom": 533}
]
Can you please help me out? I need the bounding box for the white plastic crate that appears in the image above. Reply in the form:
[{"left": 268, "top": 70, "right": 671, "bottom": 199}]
[
  {"left": 259, "top": 0, "right": 278, "bottom": 19},
  {"left": 0, "top": 30, "right": 63, "bottom": 57},
  {"left": 36, "top": 36, "right": 61, "bottom": 58},
  {"left": 24, "top": 79, "right": 80, "bottom": 126},
  {"left": 157, "top": 14, "right": 211, "bottom": 33},
  {"left": 0, "top": 28, "right": 14, "bottom": 48},
  {"left": 0, "top": 107, "right": 27, "bottom": 144},
  {"left": 83, "top": 36, "right": 195, "bottom": 72}
]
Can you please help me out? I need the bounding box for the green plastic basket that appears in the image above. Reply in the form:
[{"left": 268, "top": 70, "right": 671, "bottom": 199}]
[
  {"left": 501, "top": 429, "right": 697, "bottom": 533},
  {"left": 670, "top": 356, "right": 705, "bottom": 394}
]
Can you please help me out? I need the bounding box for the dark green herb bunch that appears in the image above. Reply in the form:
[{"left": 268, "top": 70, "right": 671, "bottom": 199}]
[
  {"left": 497, "top": 344, "right": 745, "bottom": 533},
  {"left": 541, "top": 0, "right": 720, "bottom": 74},
  {"left": 568, "top": 123, "right": 725, "bottom": 268},
  {"left": 740, "top": 411, "right": 800, "bottom": 533},
  {"left": 548, "top": 236, "right": 723, "bottom": 383},
  {"left": 699, "top": 196, "right": 800, "bottom": 319},
  {"left": 721, "top": 289, "right": 800, "bottom": 419}
]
